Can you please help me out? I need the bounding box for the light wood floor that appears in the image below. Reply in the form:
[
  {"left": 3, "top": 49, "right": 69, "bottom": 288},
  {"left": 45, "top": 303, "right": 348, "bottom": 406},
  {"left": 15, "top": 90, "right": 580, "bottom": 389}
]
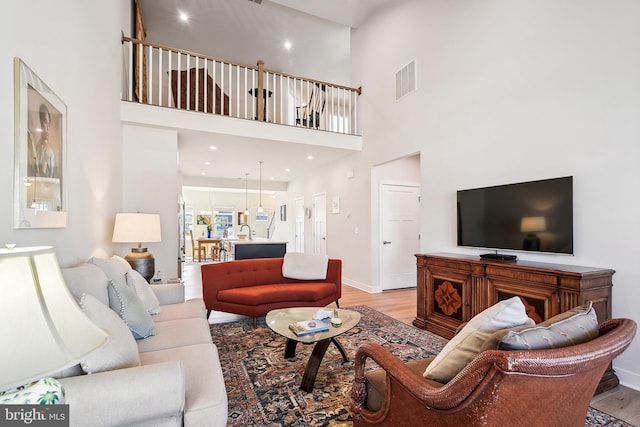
[{"left": 183, "top": 262, "right": 640, "bottom": 424}]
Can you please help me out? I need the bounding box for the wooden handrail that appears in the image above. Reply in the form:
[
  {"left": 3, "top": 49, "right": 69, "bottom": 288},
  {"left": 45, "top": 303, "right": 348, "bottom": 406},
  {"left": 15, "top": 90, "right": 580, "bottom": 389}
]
[
  {"left": 121, "top": 35, "right": 362, "bottom": 135},
  {"left": 122, "top": 36, "right": 362, "bottom": 95}
]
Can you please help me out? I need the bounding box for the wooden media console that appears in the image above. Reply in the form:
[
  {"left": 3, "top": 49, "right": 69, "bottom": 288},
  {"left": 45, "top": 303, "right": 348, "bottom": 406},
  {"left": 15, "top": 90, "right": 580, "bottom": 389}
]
[{"left": 414, "top": 253, "right": 617, "bottom": 394}]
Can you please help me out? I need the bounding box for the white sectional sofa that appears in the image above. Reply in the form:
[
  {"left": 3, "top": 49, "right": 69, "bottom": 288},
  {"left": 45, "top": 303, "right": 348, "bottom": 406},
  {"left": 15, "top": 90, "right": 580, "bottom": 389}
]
[{"left": 56, "top": 258, "right": 228, "bottom": 427}]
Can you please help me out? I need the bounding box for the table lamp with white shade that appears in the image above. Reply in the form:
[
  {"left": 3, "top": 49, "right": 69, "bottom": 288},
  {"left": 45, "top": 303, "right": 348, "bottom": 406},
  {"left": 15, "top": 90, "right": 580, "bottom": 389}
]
[
  {"left": 0, "top": 246, "right": 109, "bottom": 393},
  {"left": 112, "top": 213, "right": 162, "bottom": 282}
]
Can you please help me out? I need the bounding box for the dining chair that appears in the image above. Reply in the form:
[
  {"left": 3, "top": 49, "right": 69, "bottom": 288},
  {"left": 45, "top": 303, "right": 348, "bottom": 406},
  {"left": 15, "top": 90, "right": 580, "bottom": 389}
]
[{"left": 189, "top": 230, "right": 206, "bottom": 261}]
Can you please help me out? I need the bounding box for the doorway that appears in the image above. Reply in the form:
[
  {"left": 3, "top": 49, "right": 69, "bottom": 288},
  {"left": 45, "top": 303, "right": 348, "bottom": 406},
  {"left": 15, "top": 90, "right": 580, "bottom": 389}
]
[
  {"left": 312, "top": 192, "right": 327, "bottom": 254},
  {"left": 380, "top": 184, "right": 420, "bottom": 290},
  {"left": 294, "top": 197, "right": 305, "bottom": 252},
  {"left": 372, "top": 153, "right": 421, "bottom": 292}
]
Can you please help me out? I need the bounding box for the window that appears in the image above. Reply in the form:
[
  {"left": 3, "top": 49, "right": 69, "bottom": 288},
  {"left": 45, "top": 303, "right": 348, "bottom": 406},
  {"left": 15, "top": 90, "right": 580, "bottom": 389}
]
[
  {"left": 185, "top": 207, "right": 194, "bottom": 232},
  {"left": 256, "top": 211, "right": 268, "bottom": 222},
  {"left": 214, "top": 209, "right": 234, "bottom": 237}
]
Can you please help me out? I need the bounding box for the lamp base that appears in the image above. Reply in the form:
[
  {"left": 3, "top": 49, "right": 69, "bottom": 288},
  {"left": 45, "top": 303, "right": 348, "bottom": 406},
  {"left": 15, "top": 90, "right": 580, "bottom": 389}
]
[
  {"left": 125, "top": 247, "right": 155, "bottom": 282},
  {"left": 523, "top": 234, "right": 541, "bottom": 251}
]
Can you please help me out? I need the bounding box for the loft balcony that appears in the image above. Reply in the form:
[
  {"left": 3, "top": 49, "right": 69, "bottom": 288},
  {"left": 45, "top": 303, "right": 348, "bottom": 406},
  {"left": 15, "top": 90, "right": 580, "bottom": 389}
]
[{"left": 121, "top": 36, "right": 363, "bottom": 151}]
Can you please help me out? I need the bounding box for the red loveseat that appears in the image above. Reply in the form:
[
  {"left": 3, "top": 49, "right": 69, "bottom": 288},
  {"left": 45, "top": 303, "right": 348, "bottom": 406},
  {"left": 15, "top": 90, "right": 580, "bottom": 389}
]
[{"left": 201, "top": 257, "right": 342, "bottom": 326}]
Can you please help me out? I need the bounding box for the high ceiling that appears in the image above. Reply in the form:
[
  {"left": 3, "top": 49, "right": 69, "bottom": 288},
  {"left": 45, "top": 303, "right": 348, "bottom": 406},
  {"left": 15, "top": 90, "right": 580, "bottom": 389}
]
[
  {"left": 270, "top": 0, "right": 393, "bottom": 29},
  {"left": 138, "top": 0, "right": 391, "bottom": 187}
]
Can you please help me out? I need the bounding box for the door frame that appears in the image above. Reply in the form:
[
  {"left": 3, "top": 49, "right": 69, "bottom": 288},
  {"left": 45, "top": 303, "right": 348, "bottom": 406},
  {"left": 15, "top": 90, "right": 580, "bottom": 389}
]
[
  {"left": 294, "top": 196, "right": 305, "bottom": 252},
  {"left": 312, "top": 192, "right": 327, "bottom": 255},
  {"left": 371, "top": 150, "right": 421, "bottom": 293},
  {"left": 379, "top": 183, "right": 421, "bottom": 290}
]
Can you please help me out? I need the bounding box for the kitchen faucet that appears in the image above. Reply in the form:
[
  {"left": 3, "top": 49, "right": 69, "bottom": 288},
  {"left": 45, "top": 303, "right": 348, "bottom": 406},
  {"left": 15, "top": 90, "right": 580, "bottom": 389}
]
[{"left": 239, "top": 223, "right": 252, "bottom": 240}]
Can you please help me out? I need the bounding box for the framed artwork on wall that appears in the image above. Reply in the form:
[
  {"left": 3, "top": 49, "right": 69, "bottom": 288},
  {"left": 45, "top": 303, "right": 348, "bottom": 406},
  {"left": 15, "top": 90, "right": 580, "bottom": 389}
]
[
  {"left": 196, "top": 214, "right": 211, "bottom": 225},
  {"left": 13, "top": 58, "right": 67, "bottom": 228},
  {"left": 331, "top": 196, "right": 340, "bottom": 214}
]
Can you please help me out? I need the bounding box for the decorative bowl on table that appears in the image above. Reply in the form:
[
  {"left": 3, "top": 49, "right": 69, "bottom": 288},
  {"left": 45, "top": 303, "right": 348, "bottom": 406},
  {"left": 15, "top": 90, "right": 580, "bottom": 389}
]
[{"left": 237, "top": 234, "right": 248, "bottom": 240}]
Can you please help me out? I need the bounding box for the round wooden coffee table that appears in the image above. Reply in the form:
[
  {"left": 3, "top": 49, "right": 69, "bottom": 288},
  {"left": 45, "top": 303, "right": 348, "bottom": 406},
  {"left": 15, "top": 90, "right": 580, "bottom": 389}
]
[{"left": 266, "top": 307, "right": 361, "bottom": 392}]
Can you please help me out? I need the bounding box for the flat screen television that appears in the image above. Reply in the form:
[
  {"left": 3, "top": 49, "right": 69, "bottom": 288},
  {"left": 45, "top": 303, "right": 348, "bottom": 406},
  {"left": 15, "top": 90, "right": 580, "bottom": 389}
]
[{"left": 456, "top": 176, "right": 573, "bottom": 256}]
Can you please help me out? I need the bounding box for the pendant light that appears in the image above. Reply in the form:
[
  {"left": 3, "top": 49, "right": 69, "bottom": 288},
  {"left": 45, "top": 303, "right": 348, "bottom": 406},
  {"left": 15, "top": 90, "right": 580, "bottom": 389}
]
[
  {"left": 244, "top": 173, "right": 250, "bottom": 215},
  {"left": 257, "top": 161, "right": 264, "bottom": 213}
]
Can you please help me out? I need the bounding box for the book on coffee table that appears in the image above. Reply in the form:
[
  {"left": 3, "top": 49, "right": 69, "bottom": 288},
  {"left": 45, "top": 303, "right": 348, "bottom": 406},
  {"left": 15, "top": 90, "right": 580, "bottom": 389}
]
[{"left": 288, "top": 319, "right": 330, "bottom": 336}]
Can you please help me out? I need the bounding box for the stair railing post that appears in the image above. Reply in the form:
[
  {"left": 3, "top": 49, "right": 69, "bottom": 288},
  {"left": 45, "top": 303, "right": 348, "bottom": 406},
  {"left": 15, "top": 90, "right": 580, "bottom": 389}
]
[{"left": 257, "top": 60, "right": 265, "bottom": 121}]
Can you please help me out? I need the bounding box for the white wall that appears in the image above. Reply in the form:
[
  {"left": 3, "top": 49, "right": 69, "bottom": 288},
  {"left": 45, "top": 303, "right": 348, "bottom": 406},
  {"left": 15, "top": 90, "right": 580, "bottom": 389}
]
[
  {"left": 285, "top": 155, "right": 369, "bottom": 287},
  {"left": 0, "top": 1, "right": 128, "bottom": 266},
  {"left": 292, "top": 0, "right": 640, "bottom": 389},
  {"left": 121, "top": 124, "right": 180, "bottom": 278}
]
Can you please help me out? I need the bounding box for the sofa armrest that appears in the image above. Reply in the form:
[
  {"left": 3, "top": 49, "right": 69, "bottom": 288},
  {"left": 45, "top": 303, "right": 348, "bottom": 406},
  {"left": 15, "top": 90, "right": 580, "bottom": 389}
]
[
  {"left": 59, "top": 361, "right": 185, "bottom": 427},
  {"left": 152, "top": 283, "right": 186, "bottom": 305}
]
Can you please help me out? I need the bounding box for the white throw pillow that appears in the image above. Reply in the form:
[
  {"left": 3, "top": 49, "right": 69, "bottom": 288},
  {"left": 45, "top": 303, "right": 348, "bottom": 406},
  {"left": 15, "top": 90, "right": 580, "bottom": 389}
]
[
  {"left": 282, "top": 252, "right": 329, "bottom": 280},
  {"left": 126, "top": 269, "right": 161, "bottom": 314},
  {"left": 79, "top": 293, "right": 141, "bottom": 374},
  {"left": 107, "top": 280, "right": 156, "bottom": 340},
  {"left": 111, "top": 254, "right": 132, "bottom": 270},
  {"left": 424, "top": 296, "right": 531, "bottom": 383},
  {"left": 89, "top": 256, "right": 130, "bottom": 287}
]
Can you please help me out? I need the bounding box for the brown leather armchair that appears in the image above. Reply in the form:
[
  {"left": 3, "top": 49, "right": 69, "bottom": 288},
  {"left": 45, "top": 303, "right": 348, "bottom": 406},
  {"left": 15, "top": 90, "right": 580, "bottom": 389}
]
[{"left": 351, "top": 318, "right": 636, "bottom": 427}]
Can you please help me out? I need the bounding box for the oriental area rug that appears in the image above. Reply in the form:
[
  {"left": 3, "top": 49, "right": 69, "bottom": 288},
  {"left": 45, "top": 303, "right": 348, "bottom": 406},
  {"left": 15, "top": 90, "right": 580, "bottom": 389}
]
[{"left": 209, "top": 306, "right": 630, "bottom": 427}]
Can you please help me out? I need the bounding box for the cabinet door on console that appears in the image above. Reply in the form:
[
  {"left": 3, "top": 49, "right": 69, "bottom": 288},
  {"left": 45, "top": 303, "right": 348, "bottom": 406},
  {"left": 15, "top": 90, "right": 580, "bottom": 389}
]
[
  {"left": 426, "top": 270, "right": 472, "bottom": 339},
  {"left": 488, "top": 279, "right": 558, "bottom": 323}
]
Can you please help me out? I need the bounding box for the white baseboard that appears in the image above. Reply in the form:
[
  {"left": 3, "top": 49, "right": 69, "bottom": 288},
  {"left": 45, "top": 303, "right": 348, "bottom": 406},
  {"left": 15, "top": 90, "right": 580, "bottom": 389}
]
[
  {"left": 342, "top": 278, "right": 375, "bottom": 293},
  {"left": 615, "top": 365, "right": 640, "bottom": 392}
]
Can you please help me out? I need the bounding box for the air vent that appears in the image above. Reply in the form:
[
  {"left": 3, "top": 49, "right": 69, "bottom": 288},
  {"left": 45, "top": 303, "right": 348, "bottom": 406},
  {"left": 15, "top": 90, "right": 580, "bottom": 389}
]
[{"left": 395, "top": 59, "right": 417, "bottom": 101}]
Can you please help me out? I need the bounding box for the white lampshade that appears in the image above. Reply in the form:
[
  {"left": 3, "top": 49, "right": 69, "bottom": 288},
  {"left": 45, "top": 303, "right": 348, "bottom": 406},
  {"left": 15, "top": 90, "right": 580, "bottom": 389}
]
[
  {"left": 112, "top": 213, "right": 162, "bottom": 244},
  {"left": 520, "top": 216, "right": 547, "bottom": 233},
  {"left": 0, "top": 246, "right": 109, "bottom": 392}
]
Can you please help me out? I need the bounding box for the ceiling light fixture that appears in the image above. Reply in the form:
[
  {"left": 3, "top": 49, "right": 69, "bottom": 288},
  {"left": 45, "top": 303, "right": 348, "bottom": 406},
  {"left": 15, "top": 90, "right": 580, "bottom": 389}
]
[
  {"left": 257, "top": 161, "right": 264, "bottom": 213},
  {"left": 209, "top": 145, "right": 217, "bottom": 151},
  {"left": 179, "top": 11, "right": 189, "bottom": 22},
  {"left": 284, "top": 40, "right": 292, "bottom": 51}
]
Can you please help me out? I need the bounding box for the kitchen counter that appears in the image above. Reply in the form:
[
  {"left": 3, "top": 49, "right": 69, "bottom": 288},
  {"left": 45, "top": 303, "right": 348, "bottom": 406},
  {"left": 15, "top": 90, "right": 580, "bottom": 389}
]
[{"left": 223, "top": 239, "right": 287, "bottom": 260}]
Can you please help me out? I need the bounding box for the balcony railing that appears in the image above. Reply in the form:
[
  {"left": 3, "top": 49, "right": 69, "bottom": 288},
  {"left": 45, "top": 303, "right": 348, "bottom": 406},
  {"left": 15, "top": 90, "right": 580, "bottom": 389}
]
[{"left": 121, "top": 36, "right": 362, "bottom": 136}]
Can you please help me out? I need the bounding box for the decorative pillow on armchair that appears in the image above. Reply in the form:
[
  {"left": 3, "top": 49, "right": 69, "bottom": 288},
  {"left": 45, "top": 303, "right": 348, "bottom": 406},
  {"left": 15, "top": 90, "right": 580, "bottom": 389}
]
[
  {"left": 481, "top": 302, "right": 598, "bottom": 352},
  {"left": 424, "top": 296, "right": 531, "bottom": 383}
]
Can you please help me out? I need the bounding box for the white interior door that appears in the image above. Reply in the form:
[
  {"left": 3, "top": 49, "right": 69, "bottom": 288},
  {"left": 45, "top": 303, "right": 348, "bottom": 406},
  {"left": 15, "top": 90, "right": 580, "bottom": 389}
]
[
  {"left": 294, "top": 197, "right": 305, "bottom": 252},
  {"left": 380, "top": 184, "right": 420, "bottom": 290},
  {"left": 312, "top": 193, "right": 327, "bottom": 254}
]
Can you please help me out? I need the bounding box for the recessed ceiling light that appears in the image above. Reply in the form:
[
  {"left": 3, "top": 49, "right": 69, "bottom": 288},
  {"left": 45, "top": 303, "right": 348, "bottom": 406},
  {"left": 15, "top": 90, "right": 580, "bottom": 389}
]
[
  {"left": 209, "top": 145, "right": 217, "bottom": 150},
  {"left": 284, "top": 40, "right": 292, "bottom": 51},
  {"left": 201, "top": 172, "right": 206, "bottom": 176},
  {"left": 285, "top": 168, "right": 290, "bottom": 172},
  {"left": 179, "top": 11, "right": 189, "bottom": 22},
  {"left": 307, "top": 155, "right": 313, "bottom": 160},
  {"left": 204, "top": 161, "right": 211, "bottom": 166}
]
